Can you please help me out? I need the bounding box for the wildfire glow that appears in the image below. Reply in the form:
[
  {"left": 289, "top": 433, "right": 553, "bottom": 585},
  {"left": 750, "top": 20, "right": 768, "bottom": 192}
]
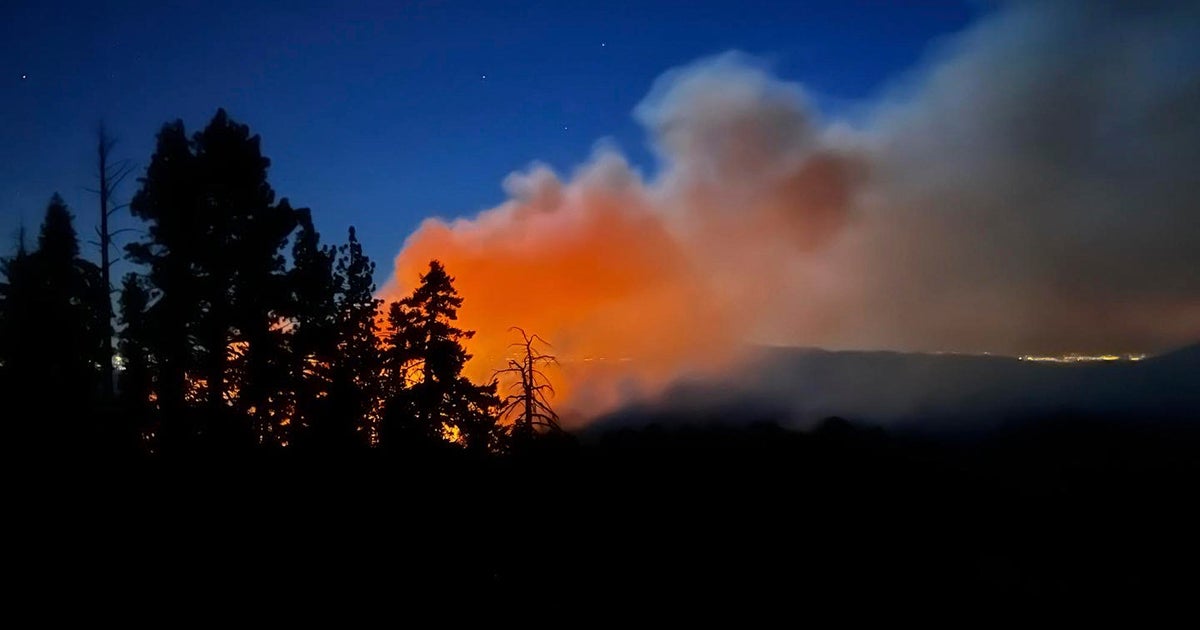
[
  {"left": 379, "top": 159, "right": 741, "bottom": 423},
  {"left": 377, "top": 44, "right": 1199, "bottom": 425}
]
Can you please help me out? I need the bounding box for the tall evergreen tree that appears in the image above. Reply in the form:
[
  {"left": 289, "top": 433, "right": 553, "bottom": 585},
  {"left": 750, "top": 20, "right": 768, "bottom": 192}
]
[
  {"left": 126, "top": 120, "right": 201, "bottom": 431},
  {"left": 31, "top": 195, "right": 106, "bottom": 396},
  {"left": 381, "top": 260, "right": 499, "bottom": 451},
  {"left": 117, "top": 272, "right": 154, "bottom": 447},
  {"left": 286, "top": 209, "right": 341, "bottom": 449},
  {"left": 117, "top": 273, "right": 152, "bottom": 405},
  {"left": 196, "top": 113, "right": 297, "bottom": 444},
  {"left": 125, "top": 109, "right": 298, "bottom": 447},
  {"left": 0, "top": 195, "right": 106, "bottom": 448},
  {"left": 326, "top": 226, "right": 381, "bottom": 449}
]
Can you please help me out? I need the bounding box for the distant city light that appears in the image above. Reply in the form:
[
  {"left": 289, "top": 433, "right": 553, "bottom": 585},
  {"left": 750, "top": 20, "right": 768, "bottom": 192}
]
[{"left": 1017, "top": 353, "right": 1146, "bottom": 363}]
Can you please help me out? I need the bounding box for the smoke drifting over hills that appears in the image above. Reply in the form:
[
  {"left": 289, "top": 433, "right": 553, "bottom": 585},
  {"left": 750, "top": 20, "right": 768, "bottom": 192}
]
[{"left": 381, "top": 1, "right": 1200, "bottom": 420}]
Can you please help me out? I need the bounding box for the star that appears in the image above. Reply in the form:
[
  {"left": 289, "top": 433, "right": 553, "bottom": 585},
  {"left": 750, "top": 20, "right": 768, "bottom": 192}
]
[
  {"left": 601, "top": 42, "right": 606, "bottom": 47},
  {"left": 481, "top": 74, "right": 487, "bottom": 80},
  {"left": 21, "top": 74, "right": 27, "bottom": 80}
]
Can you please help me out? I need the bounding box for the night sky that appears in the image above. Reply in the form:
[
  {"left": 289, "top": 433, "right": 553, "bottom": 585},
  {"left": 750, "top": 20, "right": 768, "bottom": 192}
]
[
  {"left": 4, "top": 4, "right": 1197, "bottom": 599},
  {"left": 1, "top": 0, "right": 975, "bottom": 271}
]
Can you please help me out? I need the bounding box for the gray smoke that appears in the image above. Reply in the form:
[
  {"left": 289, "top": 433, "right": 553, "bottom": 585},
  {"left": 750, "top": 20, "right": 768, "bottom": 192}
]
[
  {"left": 637, "top": 0, "right": 1200, "bottom": 358},
  {"left": 853, "top": 0, "right": 1200, "bottom": 354},
  {"left": 386, "top": 1, "right": 1200, "bottom": 421}
]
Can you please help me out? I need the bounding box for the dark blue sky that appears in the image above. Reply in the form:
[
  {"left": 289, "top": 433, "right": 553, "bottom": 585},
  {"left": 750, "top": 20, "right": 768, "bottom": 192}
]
[{"left": 1, "top": 0, "right": 976, "bottom": 269}]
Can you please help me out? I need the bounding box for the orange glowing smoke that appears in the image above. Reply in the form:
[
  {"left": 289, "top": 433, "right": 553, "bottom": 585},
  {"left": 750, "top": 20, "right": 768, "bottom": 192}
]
[
  {"left": 380, "top": 154, "right": 741, "bottom": 423},
  {"left": 380, "top": 40, "right": 1200, "bottom": 424},
  {"left": 377, "top": 57, "right": 866, "bottom": 424}
]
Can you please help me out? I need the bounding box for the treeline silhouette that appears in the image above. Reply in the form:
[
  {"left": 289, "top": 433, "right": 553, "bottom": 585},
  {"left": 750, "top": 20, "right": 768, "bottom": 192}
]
[
  {"left": 2, "top": 109, "right": 1196, "bottom": 605},
  {"left": 1, "top": 109, "right": 563, "bottom": 458}
]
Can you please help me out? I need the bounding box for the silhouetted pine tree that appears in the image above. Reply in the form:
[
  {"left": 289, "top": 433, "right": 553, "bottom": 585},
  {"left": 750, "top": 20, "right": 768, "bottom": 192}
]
[
  {"left": 126, "top": 119, "right": 201, "bottom": 438},
  {"left": 37, "top": 195, "right": 108, "bottom": 392},
  {"left": 327, "top": 226, "right": 381, "bottom": 449},
  {"left": 126, "top": 110, "right": 298, "bottom": 448},
  {"left": 286, "top": 209, "right": 341, "bottom": 449},
  {"left": 452, "top": 378, "right": 502, "bottom": 455},
  {"left": 381, "top": 260, "right": 499, "bottom": 451},
  {"left": 0, "top": 195, "right": 106, "bottom": 449},
  {"left": 194, "top": 111, "right": 298, "bottom": 445},
  {"left": 117, "top": 272, "right": 153, "bottom": 447}
]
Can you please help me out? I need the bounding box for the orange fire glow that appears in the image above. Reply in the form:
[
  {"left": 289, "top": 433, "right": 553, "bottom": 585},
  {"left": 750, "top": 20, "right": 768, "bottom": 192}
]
[{"left": 379, "top": 161, "right": 741, "bottom": 424}]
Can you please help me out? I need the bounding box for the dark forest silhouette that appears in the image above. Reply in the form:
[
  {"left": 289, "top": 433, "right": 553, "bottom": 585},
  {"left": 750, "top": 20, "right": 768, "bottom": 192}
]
[
  {"left": 2, "top": 109, "right": 1198, "bottom": 603},
  {"left": 2, "top": 109, "right": 562, "bottom": 457}
]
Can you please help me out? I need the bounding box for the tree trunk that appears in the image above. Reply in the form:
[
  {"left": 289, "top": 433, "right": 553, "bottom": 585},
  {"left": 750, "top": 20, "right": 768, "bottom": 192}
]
[{"left": 97, "top": 129, "right": 115, "bottom": 399}]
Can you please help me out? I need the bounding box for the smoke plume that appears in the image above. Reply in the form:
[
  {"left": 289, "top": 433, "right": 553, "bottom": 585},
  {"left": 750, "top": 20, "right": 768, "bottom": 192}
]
[{"left": 381, "top": 1, "right": 1200, "bottom": 423}]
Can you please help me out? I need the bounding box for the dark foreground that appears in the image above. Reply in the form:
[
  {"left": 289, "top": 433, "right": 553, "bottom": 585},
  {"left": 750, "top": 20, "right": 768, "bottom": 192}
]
[{"left": 9, "top": 414, "right": 1200, "bottom": 611}]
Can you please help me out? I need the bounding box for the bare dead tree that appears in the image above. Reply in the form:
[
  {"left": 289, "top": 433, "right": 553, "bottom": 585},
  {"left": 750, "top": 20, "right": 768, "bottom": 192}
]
[
  {"left": 495, "top": 326, "right": 561, "bottom": 441},
  {"left": 86, "top": 125, "right": 135, "bottom": 398}
]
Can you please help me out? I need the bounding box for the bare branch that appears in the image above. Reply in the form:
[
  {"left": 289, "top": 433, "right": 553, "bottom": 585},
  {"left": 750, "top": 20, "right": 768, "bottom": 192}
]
[
  {"left": 108, "top": 166, "right": 135, "bottom": 189},
  {"left": 498, "top": 327, "right": 563, "bottom": 436}
]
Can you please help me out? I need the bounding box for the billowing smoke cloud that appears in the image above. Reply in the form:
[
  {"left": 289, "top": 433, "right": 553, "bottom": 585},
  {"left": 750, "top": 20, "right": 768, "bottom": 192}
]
[
  {"left": 857, "top": 0, "right": 1200, "bottom": 354},
  {"left": 382, "top": 1, "right": 1200, "bottom": 423}
]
